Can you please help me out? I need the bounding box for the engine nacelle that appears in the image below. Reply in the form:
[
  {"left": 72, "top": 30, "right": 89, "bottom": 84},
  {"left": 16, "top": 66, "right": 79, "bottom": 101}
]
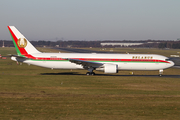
[{"left": 104, "top": 64, "right": 118, "bottom": 73}]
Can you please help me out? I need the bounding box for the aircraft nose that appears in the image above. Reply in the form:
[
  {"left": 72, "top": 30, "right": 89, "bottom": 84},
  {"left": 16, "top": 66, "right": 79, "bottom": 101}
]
[{"left": 170, "top": 61, "right": 175, "bottom": 67}]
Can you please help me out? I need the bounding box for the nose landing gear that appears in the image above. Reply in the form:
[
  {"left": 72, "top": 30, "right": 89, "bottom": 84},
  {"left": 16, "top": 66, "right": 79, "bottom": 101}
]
[{"left": 159, "top": 69, "right": 163, "bottom": 76}]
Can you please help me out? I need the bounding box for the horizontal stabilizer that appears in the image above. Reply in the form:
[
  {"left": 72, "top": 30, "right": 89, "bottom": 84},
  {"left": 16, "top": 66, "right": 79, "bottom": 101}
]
[{"left": 10, "top": 54, "right": 29, "bottom": 59}]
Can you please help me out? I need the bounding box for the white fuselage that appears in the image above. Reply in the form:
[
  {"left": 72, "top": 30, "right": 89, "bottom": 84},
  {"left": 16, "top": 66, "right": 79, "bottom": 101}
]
[{"left": 11, "top": 53, "right": 174, "bottom": 71}]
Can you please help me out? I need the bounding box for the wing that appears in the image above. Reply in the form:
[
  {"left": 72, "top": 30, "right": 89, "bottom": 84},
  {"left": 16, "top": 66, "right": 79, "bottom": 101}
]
[{"left": 67, "top": 58, "right": 103, "bottom": 69}]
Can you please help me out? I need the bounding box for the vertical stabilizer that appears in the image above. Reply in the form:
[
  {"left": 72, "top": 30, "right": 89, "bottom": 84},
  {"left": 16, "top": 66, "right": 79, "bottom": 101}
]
[{"left": 8, "top": 26, "right": 40, "bottom": 56}]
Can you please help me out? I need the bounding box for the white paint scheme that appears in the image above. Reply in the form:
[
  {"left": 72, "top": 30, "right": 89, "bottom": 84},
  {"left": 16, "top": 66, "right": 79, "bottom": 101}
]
[
  {"left": 12, "top": 53, "right": 174, "bottom": 70},
  {"left": 8, "top": 26, "right": 174, "bottom": 75},
  {"left": 101, "top": 43, "right": 143, "bottom": 46}
]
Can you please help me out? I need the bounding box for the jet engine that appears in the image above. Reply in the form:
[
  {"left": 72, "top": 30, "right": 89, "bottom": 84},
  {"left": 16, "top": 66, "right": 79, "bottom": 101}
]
[{"left": 104, "top": 64, "right": 118, "bottom": 73}]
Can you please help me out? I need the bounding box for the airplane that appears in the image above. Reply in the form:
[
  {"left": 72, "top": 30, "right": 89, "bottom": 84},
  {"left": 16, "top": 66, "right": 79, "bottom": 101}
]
[{"left": 8, "top": 26, "right": 174, "bottom": 76}]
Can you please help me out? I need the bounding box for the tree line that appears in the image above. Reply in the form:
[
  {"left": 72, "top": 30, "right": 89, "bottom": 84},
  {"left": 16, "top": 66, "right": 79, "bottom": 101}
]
[{"left": 0, "top": 40, "right": 180, "bottom": 49}]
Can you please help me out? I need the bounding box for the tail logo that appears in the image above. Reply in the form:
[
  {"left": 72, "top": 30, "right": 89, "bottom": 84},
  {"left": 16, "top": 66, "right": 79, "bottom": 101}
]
[{"left": 17, "top": 38, "right": 27, "bottom": 48}]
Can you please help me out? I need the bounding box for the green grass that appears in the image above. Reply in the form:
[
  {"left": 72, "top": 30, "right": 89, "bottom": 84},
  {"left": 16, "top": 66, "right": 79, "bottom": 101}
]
[{"left": 0, "top": 47, "right": 180, "bottom": 120}]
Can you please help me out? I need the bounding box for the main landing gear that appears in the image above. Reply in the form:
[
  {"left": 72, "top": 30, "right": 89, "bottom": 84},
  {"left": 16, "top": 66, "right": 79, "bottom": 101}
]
[
  {"left": 86, "top": 72, "right": 95, "bottom": 76},
  {"left": 86, "top": 68, "right": 95, "bottom": 76}
]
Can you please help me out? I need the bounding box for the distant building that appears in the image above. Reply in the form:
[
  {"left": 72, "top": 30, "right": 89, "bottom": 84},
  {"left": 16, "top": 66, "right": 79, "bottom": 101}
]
[
  {"left": 2, "top": 41, "right": 5, "bottom": 47},
  {"left": 101, "top": 43, "right": 144, "bottom": 47}
]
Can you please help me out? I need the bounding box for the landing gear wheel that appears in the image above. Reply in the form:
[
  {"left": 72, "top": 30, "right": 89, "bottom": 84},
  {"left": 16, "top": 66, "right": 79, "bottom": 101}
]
[
  {"left": 91, "top": 72, "right": 95, "bottom": 76},
  {"left": 86, "top": 72, "right": 95, "bottom": 76},
  {"left": 159, "top": 70, "right": 163, "bottom": 77},
  {"left": 86, "top": 72, "right": 90, "bottom": 75}
]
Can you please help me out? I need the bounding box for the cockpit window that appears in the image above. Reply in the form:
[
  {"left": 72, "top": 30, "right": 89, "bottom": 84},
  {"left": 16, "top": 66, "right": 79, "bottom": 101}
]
[{"left": 165, "top": 59, "right": 171, "bottom": 61}]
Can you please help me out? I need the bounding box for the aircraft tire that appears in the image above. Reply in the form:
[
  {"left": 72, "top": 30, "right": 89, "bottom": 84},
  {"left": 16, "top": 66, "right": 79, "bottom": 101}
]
[
  {"left": 86, "top": 72, "right": 90, "bottom": 75},
  {"left": 91, "top": 72, "right": 95, "bottom": 76}
]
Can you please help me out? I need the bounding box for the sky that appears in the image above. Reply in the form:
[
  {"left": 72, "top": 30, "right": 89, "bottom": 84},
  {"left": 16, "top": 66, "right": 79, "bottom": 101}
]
[{"left": 1, "top": 0, "right": 180, "bottom": 41}]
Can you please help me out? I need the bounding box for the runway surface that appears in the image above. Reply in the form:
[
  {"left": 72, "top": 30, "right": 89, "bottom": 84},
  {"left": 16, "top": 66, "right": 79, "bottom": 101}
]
[{"left": 41, "top": 72, "right": 180, "bottom": 78}]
